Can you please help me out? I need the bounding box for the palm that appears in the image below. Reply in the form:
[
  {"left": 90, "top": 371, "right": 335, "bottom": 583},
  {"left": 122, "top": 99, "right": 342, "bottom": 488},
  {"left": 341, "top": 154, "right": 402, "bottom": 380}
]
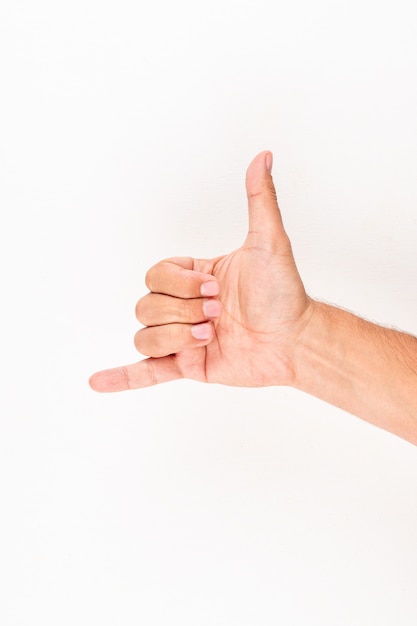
[{"left": 176, "top": 239, "right": 311, "bottom": 387}]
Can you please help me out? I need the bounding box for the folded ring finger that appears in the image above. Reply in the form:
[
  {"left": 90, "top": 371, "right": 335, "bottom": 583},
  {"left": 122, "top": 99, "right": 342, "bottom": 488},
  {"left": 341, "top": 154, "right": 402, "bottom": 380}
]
[
  {"left": 134, "top": 322, "right": 214, "bottom": 358},
  {"left": 135, "top": 293, "right": 222, "bottom": 326}
]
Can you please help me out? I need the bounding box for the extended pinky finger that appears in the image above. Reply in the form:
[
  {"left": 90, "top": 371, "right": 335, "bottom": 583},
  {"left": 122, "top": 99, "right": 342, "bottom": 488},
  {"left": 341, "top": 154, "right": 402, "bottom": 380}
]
[{"left": 89, "top": 355, "right": 183, "bottom": 392}]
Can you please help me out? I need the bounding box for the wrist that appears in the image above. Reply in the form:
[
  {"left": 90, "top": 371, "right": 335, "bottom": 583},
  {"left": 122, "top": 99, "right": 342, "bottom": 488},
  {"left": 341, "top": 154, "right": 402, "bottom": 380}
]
[{"left": 292, "top": 299, "right": 340, "bottom": 393}]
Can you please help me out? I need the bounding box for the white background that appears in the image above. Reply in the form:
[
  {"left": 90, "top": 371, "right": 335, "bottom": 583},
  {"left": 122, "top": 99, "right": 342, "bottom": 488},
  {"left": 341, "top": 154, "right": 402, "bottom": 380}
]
[{"left": 1, "top": 1, "right": 417, "bottom": 624}]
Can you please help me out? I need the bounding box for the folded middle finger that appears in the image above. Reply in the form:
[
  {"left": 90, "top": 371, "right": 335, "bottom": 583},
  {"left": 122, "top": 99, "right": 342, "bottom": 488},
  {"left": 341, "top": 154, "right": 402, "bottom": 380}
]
[{"left": 136, "top": 293, "right": 222, "bottom": 327}]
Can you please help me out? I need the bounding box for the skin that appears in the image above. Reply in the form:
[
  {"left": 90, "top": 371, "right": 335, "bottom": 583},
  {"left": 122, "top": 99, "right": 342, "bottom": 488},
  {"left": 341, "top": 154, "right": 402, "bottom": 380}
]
[{"left": 90, "top": 151, "right": 417, "bottom": 446}]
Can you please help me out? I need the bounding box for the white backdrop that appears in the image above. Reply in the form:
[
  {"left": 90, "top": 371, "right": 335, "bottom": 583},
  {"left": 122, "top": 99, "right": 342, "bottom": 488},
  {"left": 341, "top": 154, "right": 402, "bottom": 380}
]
[{"left": 1, "top": 1, "right": 417, "bottom": 624}]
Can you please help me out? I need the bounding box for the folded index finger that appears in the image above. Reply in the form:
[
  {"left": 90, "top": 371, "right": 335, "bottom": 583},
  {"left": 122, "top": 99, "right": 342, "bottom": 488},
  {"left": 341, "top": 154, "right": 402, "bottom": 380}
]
[{"left": 145, "top": 257, "right": 219, "bottom": 298}]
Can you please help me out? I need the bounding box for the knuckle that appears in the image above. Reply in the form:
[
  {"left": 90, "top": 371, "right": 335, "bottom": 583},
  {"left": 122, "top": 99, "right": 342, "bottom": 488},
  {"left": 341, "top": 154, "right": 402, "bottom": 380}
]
[
  {"left": 135, "top": 327, "right": 168, "bottom": 358},
  {"left": 134, "top": 329, "right": 143, "bottom": 352},
  {"left": 135, "top": 295, "right": 156, "bottom": 325},
  {"left": 134, "top": 329, "right": 150, "bottom": 355},
  {"left": 144, "top": 265, "right": 157, "bottom": 291},
  {"left": 135, "top": 298, "right": 146, "bottom": 323},
  {"left": 247, "top": 189, "right": 263, "bottom": 199}
]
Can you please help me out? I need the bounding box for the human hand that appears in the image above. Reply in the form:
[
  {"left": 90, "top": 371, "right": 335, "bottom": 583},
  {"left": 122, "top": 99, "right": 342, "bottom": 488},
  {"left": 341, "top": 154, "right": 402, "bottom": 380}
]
[{"left": 89, "top": 151, "right": 314, "bottom": 392}]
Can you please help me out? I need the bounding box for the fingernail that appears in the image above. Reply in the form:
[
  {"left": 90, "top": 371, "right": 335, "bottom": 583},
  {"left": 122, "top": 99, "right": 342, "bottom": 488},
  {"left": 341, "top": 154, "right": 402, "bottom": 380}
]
[
  {"left": 201, "top": 281, "right": 219, "bottom": 296},
  {"left": 203, "top": 299, "right": 221, "bottom": 318},
  {"left": 191, "top": 322, "right": 212, "bottom": 340},
  {"left": 265, "top": 151, "right": 273, "bottom": 174}
]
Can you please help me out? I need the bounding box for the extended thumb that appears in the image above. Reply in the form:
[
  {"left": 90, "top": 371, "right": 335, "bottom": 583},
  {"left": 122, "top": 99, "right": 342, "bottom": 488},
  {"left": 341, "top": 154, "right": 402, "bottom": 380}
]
[{"left": 245, "top": 151, "right": 286, "bottom": 246}]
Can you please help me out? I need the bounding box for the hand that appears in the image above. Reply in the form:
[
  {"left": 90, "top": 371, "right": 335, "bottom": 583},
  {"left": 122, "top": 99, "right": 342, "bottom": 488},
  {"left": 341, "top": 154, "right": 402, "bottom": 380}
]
[{"left": 89, "top": 151, "right": 314, "bottom": 392}]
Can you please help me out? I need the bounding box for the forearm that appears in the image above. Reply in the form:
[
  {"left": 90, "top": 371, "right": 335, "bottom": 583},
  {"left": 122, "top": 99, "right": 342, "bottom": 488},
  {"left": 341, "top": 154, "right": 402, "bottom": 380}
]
[{"left": 293, "top": 301, "right": 417, "bottom": 445}]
